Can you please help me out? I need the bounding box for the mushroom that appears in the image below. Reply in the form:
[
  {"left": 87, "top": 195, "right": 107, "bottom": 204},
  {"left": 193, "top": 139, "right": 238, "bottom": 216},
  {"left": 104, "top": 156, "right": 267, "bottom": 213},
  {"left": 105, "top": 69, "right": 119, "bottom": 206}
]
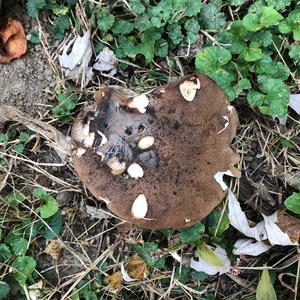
[
  {"left": 71, "top": 74, "right": 240, "bottom": 229},
  {"left": 0, "top": 18, "right": 27, "bottom": 63}
]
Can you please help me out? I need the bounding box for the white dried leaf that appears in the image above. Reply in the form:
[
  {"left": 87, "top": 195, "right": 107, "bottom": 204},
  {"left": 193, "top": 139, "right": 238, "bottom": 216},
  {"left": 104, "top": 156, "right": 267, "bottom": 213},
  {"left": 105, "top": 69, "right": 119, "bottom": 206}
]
[
  {"left": 86, "top": 205, "right": 110, "bottom": 220},
  {"left": 190, "top": 246, "right": 231, "bottom": 275},
  {"left": 289, "top": 94, "right": 300, "bottom": 116},
  {"left": 214, "top": 170, "right": 234, "bottom": 191},
  {"left": 131, "top": 194, "right": 148, "bottom": 219},
  {"left": 121, "top": 263, "right": 136, "bottom": 282},
  {"left": 171, "top": 252, "right": 182, "bottom": 262},
  {"left": 233, "top": 239, "right": 271, "bottom": 256},
  {"left": 28, "top": 280, "right": 43, "bottom": 300},
  {"left": 228, "top": 190, "right": 268, "bottom": 241},
  {"left": 93, "top": 47, "right": 117, "bottom": 76},
  {"left": 263, "top": 212, "right": 297, "bottom": 246},
  {"left": 58, "top": 31, "right": 93, "bottom": 86},
  {"left": 277, "top": 94, "right": 300, "bottom": 125}
]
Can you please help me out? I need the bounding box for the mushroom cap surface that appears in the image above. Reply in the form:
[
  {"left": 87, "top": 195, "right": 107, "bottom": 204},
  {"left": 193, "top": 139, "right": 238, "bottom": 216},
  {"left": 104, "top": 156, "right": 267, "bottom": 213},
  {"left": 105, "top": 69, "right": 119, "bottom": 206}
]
[{"left": 71, "top": 74, "right": 240, "bottom": 229}]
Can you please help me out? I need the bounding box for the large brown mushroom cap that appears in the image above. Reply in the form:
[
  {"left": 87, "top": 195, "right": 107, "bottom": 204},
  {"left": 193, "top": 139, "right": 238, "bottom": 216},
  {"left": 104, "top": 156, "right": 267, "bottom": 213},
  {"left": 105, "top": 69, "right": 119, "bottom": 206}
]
[{"left": 71, "top": 74, "right": 240, "bottom": 229}]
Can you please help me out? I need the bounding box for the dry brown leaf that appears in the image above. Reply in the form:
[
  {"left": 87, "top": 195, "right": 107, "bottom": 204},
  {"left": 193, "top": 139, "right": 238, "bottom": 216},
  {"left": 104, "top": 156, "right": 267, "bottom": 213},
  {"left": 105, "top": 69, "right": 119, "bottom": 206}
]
[
  {"left": 0, "top": 106, "right": 71, "bottom": 161},
  {"left": 125, "top": 255, "right": 148, "bottom": 280},
  {"left": 277, "top": 209, "right": 300, "bottom": 244},
  {"left": 0, "top": 18, "right": 27, "bottom": 63},
  {"left": 45, "top": 240, "right": 63, "bottom": 260},
  {"left": 105, "top": 271, "right": 122, "bottom": 290}
]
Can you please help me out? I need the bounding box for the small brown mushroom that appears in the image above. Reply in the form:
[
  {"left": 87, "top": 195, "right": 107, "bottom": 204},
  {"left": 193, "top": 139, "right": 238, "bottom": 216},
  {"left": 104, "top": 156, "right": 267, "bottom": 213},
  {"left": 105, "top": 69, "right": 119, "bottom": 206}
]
[
  {"left": 71, "top": 74, "right": 240, "bottom": 229},
  {"left": 0, "top": 18, "right": 27, "bottom": 63}
]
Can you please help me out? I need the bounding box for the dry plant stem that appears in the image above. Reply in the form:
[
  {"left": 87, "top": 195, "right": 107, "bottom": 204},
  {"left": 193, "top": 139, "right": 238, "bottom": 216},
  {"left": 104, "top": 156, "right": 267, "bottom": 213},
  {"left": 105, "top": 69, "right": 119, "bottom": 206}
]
[
  {"left": 0, "top": 106, "right": 71, "bottom": 160},
  {"left": 61, "top": 240, "right": 122, "bottom": 300}
]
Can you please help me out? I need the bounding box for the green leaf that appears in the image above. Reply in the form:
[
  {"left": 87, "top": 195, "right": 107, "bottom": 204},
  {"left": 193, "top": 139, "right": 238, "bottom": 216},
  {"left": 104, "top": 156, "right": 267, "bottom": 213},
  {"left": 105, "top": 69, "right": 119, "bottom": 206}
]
[
  {"left": 0, "top": 134, "right": 9, "bottom": 147},
  {"left": 83, "top": 290, "right": 98, "bottom": 300},
  {"left": 243, "top": 6, "right": 283, "bottom": 32},
  {"left": 266, "top": 0, "right": 292, "bottom": 11},
  {"left": 257, "top": 76, "right": 290, "bottom": 117},
  {"left": 284, "top": 192, "right": 300, "bottom": 214},
  {"left": 199, "top": 1, "right": 226, "bottom": 30},
  {"left": 243, "top": 14, "right": 261, "bottom": 32},
  {"left": 242, "top": 42, "right": 262, "bottom": 61},
  {"left": 135, "top": 31, "right": 156, "bottom": 63},
  {"left": 29, "top": 31, "right": 40, "bottom": 44},
  {"left": 42, "top": 211, "right": 63, "bottom": 239},
  {"left": 129, "top": 0, "right": 145, "bottom": 14},
  {"left": 0, "top": 244, "right": 12, "bottom": 262},
  {"left": 12, "top": 256, "right": 36, "bottom": 287},
  {"left": 230, "top": 0, "right": 246, "bottom": 5},
  {"left": 255, "top": 55, "right": 289, "bottom": 80},
  {"left": 0, "top": 282, "right": 10, "bottom": 300},
  {"left": 195, "top": 46, "right": 232, "bottom": 73},
  {"left": 27, "top": 0, "right": 46, "bottom": 18},
  {"left": 289, "top": 45, "right": 300, "bottom": 64},
  {"left": 279, "top": 21, "right": 292, "bottom": 34},
  {"left": 176, "top": 266, "right": 190, "bottom": 284},
  {"left": 167, "top": 23, "right": 184, "bottom": 45},
  {"left": 191, "top": 270, "right": 209, "bottom": 281},
  {"left": 97, "top": 8, "right": 115, "bottom": 33},
  {"left": 13, "top": 144, "right": 25, "bottom": 153},
  {"left": 53, "top": 92, "right": 78, "bottom": 122},
  {"left": 34, "top": 188, "right": 59, "bottom": 219},
  {"left": 279, "top": 10, "right": 300, "bottom": 41},
  {"left": 196, "top": 241, "right": 223, "bottom": 267},
  {"left": 206, "top": 211, "right": 230, "bottom": 238},
  {"left": 179, "top": 223, "right": 205, "bottom": 244},
  {"left": 184, "top": 0, "right": 202, "bottom": 17},
  {"left": 112, "top": 20, "right": 134, "bottom": 35},
  {"left": 260, "top": 6, "right": 283, "bottom": 27},
  {"left": 53, "top": 15, "right": 71, "bottom": 40},
  {"left": 19, "top": 132, "right": 30, "bottom": 143},
  {"left": 133, "top": 242, "right": 165, "bottom": 268},
  {"left": 10, "top": 237, "right": 28, "bottom": 256},
  {"left": 155, "top": 39, "right": 168, "bottom": 57},
  {"left": 256, "top": 268, "right": 277, "bottom": 300},
  {"left": 161, "top": 228, "right": 175, "bottom": 237},
  {"left": 3, "top": 191, "right": 26, "bottom": 206}
]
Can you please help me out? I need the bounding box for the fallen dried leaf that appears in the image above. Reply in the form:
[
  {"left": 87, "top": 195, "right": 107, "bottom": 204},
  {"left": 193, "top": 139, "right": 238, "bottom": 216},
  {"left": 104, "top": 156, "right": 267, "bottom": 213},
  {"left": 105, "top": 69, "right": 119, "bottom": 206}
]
[
  {"left": 277, "top": 209, "right": 300, "bottom": 244},
  {"left": 105, "top": 271, "right": 122, "bottom": 290},
  {"left": 86, "top": 205, "right": 110, "bottom": 220},
  {"left": 58, "top": 31, "right": 93, "bottom": 86},
  {"left": 28, "top": 280, "right": 43, "bottom": 300},
  {"left": 0, "top": 18, "right": 27, "bottom": 63},
  {"left": 190, "top": 245, "right": 231, "bottom": 275},
  {"left": 233, "top": 239, "right": 271, "bottom": 256},
  {"left": 45, "top": 240, "right": 63, "bottom": 260},
  {"left": 228, "top": 190, "right": 268, "bottom": 241},
  {"left": 93, "top": 47, "right": 117, "bottom": 76},
  {"left": 0, "top": 106, "right": 70, "bottom": 161},
  {"left": 125, "top": 255, "right": 148, "bottom": 280}
]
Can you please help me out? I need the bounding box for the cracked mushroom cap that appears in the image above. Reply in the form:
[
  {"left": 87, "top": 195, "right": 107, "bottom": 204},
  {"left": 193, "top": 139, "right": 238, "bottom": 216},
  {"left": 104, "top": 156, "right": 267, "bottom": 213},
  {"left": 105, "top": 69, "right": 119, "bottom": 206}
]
[{"left": 71, "top": 74, "right": 240, "bottom": 229}]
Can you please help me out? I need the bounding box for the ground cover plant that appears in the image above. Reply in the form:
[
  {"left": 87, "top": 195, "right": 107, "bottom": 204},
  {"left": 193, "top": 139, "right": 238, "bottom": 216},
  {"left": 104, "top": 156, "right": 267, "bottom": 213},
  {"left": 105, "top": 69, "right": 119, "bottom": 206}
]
[{"left": 0, "top": 0, "right": 300, "bottom": 299}]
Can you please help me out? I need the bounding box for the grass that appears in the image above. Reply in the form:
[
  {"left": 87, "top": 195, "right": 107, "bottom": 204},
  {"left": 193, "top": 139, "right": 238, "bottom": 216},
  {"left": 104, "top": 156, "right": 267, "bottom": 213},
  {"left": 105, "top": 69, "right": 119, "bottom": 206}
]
[{"left": 0, "top": 0, "right": 300, "bottom": 299}]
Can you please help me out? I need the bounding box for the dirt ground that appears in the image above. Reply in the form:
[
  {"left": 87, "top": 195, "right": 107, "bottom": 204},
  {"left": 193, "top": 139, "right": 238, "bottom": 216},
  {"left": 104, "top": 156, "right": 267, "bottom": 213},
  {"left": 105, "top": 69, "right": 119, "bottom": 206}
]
[{"left": 0, "top": 0, "right": 54, "bottom": 115}]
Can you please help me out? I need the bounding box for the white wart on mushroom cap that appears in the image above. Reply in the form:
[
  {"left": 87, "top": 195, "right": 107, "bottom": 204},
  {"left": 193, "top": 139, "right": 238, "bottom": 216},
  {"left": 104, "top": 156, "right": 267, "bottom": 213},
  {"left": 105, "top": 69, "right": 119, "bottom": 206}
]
[{"left": 71, "top": 74, "right": 239, "bottom": 229}]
